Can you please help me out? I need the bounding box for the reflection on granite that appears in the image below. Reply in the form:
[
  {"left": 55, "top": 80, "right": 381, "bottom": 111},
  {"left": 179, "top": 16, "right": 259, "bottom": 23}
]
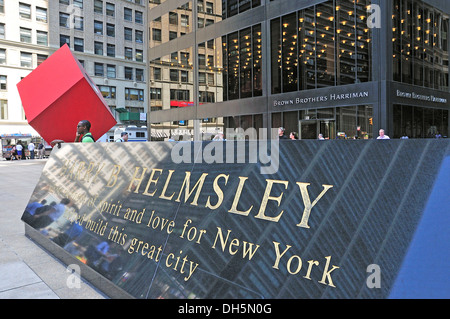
[{"left": 21, "top": 139, "right": 450, "bottom": 298}]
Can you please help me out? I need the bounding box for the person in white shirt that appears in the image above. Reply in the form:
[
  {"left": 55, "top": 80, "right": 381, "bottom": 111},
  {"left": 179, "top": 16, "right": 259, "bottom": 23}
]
[
  {"left": 28, "top": 142, "right": 35, "bottom": 159},
  {"left": 377, "top": 129, "right": 390, "bottom": 140}
]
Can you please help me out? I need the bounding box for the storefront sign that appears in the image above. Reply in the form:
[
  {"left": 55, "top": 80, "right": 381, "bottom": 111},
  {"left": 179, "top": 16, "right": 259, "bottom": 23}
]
[
  {"left": 396, "top": 89, "right": 448, "bottom": 104},
  {"left": 272, "top": 86, "right": 373, "bottom": 109}
]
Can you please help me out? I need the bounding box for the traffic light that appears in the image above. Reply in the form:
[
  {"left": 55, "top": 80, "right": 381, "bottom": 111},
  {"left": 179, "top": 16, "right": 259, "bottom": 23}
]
[{"left": 369, "top": 117, "right": 373, "bottom": 125}]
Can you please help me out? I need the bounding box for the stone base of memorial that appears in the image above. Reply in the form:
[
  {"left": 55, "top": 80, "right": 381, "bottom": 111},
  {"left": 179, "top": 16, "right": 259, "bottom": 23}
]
[{"left": 22, "top": 140, "right": 450, "bottom": 299}]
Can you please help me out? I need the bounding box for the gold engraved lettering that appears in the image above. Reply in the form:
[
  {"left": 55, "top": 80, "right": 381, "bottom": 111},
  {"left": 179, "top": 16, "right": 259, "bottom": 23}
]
[
  {"left": 228, "top": 176, "right": 253, "bottom": 216},
  {"left": 296, "top": 183, "right": 333, "bottom": 228},
  {"left": 106, "top": 164, "right": 121, "bottom": 188},
  {"left": 128, "top": 166, "right": 148, "bottom": 192},
  {"left": 255, "top": 179, "right": 289, "bottom": 222},
  {"left": 142, "top": 168, "right": 163, "bottom": 196},
  {"left": 205, "top": 174, "right": 229, "bottom": 210},
  {"left": 175, "top": 172, "right": 209, "bottom": 206}
]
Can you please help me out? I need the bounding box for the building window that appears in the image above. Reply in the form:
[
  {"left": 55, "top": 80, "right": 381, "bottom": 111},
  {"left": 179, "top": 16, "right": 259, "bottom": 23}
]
[
  {"left": 106, "top": 23, "right": 115, "bottom": 37},
  {"left": 20, "top": 28, "right": 32, "bottom": 43},
  {"left": 223, "top": 24, "right": 262, "bottom": 101},
  {"left": 169, "top": 31, "right": 177, "bottom": 41},
  {"left": 124, "top": 8, "right": 132, "bottom": 21},
  {"left": 99, "top": 85, "right": 116, "bottom": 99},
  {"left": 393, "top": 104, "right": 448, "bottom": 139},
  {"left": 36, "top": 7, "right": 47, "bottom": 23},
  {"left": 180, "top": 52, "right": 190, "bottom": 66},
  {"left": 223, "top": 0, "right": 261, "bottom": 19},
  {"left": 125, "top": 88, "right": 144, "bottom": 101},
  {"left": 171, "top": 52, "right": 178, "bottom": 63},
  {"left": 153, "top": 67, "right": 161, "bottom": 80},
  {"left": 169, "top": 12, "right": 178, "bottom": 25},
  {"left": 150, "top": 88, "right": 161, "bottom": 100},
  {"left": 107, "top": 64, "right": 116, "bottom": 78},
  {"left": 152, "top": 28, "right": 161, "bottom": 41},
  {"left": 74, "top": 37, "right": 84, "bottom": 52},
  {"left": 124, "top": 67, "right": 133, "bottom": 80},
  {"left": 270, "top": 0, "right": 371, "bottom": 94},
  {"left": 59, "top": 12, "right": 70, "bottom": 28},
  {"left": 95, "top": 63, "right": 104, "bottom": 76},
  {"left": 94, "top": 20, "right": 103, "bottom": 35},
  {"left": 206, "top": 2, "right": 214, "bottom": 14},
  {"left": 37, "top": 54, "right": 47, "bottom": 65},
  {"left": 94, "top": 0, "right": 103, "bottom": 14},
  {"left": 0, "top": 75, "right": 6, "bottom": 90},
  {"left": 0, "top": 100, "right": 7, "bottom": 120},
  {"left": 74, "top": 16, "right": 84, "bottom": 31},
  {"left": 20, "top": 52, "right": 32, "bottom": 68},
  {"left": 198, "top": 17, "right": 204, "bottom": 28},
  {"left": 125, "top": 47, "right": 133, "bottom": 60},
  {"left": 106, "top": 2, "right": 115, "bottom": 17},
  {"left": 73, "top": 0, "right": 83, "bottom": 9},
  {"left": 107, "top": 43, "right": 115, "bottom": 57},
  {"left": 170, "top": 69, "right": 179, "bottom": 82},
  {"left": 135, "top": 30, "right": 143, "bottom": 43},
  {"left": 199, "top": 72, "right": 206, "bottom": 84},
  {"left": 135, "top": 49, "right": 143, "bottom": 62},
  {"left": 135, "top": 11, "right": 143, "bottom": 24},
  {"left": 36, "top": 31, "right": 48, "bottom": 46},
  {"left": 136, "top": 68, "right": 144, "bottom": 81},
  {"left": 19, "top": 3, "right": 31, "bottom": 19},
  {"left": 392, "top": 0, "right": 449, "bottom": 91},
  {"left": 60, "top": 34, "right": 70, "bottom": 47},
  {"left": 170, "top": 89, "right": 190, "bottom": 101},
  {"left": 181, "top": 14, "right": 189, "bottom": 27},
  {"left": 124, "top": 28, "right": 132, "bottom": 41},
  {"left": 0, "top": 49, "right": 5, "bottom": 65},
  {"left": 0, "top": 24, "right": 4, "bottom": 39},
  {"left": 198, "top": 54, "right": 206, "bottom": 68},
  {"left": 0, "top": 0, "right": 4, "bottom": 14},
  {"left": 94, "top": 41, "right": 103, "bottom": 55},
  {"left": 181, "top": 70, "right": 189, "bottom": 83}
]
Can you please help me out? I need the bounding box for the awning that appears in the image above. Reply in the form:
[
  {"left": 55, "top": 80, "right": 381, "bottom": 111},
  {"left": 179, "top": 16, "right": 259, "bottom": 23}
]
[{"left": 0, "top": 124, "right": 40, "bottom": 137}]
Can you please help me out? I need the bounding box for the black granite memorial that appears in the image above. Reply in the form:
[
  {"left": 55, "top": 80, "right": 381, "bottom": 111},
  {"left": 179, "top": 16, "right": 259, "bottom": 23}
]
[{"left": 22, "top": 139, "right": 450, "bottom": 298}]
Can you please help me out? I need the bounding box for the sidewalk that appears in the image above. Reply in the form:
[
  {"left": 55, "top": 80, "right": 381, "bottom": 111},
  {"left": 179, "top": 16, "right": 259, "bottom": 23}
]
[{"left": 0, "top": 158, "right": 105, "bottom": 299}]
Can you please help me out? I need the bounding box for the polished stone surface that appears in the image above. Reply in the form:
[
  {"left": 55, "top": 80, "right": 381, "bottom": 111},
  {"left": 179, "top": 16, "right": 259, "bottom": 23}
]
[
  {"left": 21, "top": 139, "right": 450, "bottom": 298},
  {"left": 0, "top": 159, "right": 104, "bottom": 299}
]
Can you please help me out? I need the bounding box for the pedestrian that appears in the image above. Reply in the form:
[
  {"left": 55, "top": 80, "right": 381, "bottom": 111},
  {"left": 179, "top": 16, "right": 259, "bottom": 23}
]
[
  {"left": 16, "top": 142, "right": 23, "bottom": 160},
  {"left": 377, "top": 129, "right": 390, "bottom": 139},
  {"left": 278, "top": 127, "right": 288, "bottom": 139},
  {"left": 28, "top": 141, "right": 35, "bottom": 159},
  {"left": 289, "top": 132, "right": 297, "bottom": 140},
  {"left": 11, "top": 145, "right": 17, "bottom": 160},
  {"left": 29, "top": 198, "right": 71, "bottom": 229},
  {"left": 115, "top": 131, "right": 129, "bottom": 142},
  {"left": 318, "top": 133, "right": 325, "bottom": 140},
  {"left": 37, "top": 141, "right": 45, "bottom": 158},
  {"left": 51, "top": 120, "right": 95, "bottom": 147}
]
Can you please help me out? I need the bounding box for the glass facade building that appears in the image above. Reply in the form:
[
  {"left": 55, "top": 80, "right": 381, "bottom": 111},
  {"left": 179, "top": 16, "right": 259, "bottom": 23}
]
[{"left": 148, "top": 0, "right": 449, "bottom": 140}]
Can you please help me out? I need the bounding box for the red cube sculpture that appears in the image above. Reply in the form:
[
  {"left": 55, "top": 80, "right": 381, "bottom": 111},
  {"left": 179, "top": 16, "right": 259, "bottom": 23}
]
[{"left": 17, "top": 44, "right": 116, "bottom": 144}]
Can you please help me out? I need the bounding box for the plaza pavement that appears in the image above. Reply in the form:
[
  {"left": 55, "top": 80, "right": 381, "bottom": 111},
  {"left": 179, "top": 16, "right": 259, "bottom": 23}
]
[{"left": 0, "top": 158, "right": 106, "bottom": 299}]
